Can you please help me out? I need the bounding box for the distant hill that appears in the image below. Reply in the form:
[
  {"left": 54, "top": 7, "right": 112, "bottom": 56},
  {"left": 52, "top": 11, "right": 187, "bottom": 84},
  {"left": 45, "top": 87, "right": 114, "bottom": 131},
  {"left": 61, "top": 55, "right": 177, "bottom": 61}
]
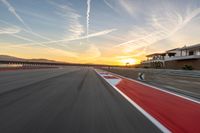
[
  {"left": 0, "top": 55, "right": 64, "bottom": 63},
  {"left": 0, "top": 55, "right": 24, "bottom": 61}
]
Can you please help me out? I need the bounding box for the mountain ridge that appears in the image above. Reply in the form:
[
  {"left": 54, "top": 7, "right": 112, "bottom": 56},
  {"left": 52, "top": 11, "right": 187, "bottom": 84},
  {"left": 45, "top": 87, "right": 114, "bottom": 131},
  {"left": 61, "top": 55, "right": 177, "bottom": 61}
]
[{"left": 0, "top": 55, "right": 65, "bottom": 63}]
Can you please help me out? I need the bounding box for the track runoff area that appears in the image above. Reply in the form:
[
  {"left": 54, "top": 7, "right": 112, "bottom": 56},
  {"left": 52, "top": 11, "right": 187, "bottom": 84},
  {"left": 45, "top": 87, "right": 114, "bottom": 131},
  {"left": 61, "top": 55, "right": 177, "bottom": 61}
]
[{"left": 95, "top": 69, "right": 200, "bottom": 133}]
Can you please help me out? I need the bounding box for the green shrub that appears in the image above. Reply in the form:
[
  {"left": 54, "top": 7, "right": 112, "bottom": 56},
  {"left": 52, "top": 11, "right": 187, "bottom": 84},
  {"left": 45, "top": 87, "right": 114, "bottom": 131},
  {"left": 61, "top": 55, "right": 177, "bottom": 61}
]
[{"left": 182, "top": 65, "right": 193, "bottom": 70}]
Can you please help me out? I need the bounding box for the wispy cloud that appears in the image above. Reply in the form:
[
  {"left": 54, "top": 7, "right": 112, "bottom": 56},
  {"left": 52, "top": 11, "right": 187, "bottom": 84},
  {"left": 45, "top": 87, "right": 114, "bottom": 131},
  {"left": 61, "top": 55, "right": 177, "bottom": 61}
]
[
  {"left": 114, "top": 6, "right": 200, "bottom": 53},
  {"left": 87, "top": 28, "right": 116, "bottom": 38},
  {"left": 1, "top": 0, "right": 51, "bottom": 41},
  {"left": 0, "top": 21, "right": 40, "bottom": 43},
  {"left": 87, "top": 0, "right": 92, "bottom": 37},
  {"left": 50, "top": 1, "right": 84, "bottom": 40},
  {"left": 104, "top": 0, "right": 116, "bottom": 12},
  {"left": 11, "top": 34, "right": 38, "bottom": 42},
  {"left": 115, "top": 31, "right": 161, "bottom": 47},
  {"left": 23, "top": 28, "right": 52, "bottom": 41},
  {"left": 118, "top": 0, "right": 135, "bottom": 15},
  {"left": 104, "top": 0, "right": 200, "bottom": 54},
  {"left": 0, "top": 27, "right": 40, "bottom": 43},
  {"left": 171, "top": 7, "right": 200, "bottom": 35},
  {"left": 21, "top": 28, "right": 117, "bottom": 46},
  {"left": 104, "top": 0, "right": 135, "bottom": 15},
  {"left": 0, "top": 27, "right": 20, "bottom": 34},
  {"left": 77, "top": 44, "right": 101, "bottom": 61},
  {"left": 1, "top": 0, "right": 30, "bottom": 30},
  {"left": 0, "top": 19, "right": 50, "bottom": 45}
]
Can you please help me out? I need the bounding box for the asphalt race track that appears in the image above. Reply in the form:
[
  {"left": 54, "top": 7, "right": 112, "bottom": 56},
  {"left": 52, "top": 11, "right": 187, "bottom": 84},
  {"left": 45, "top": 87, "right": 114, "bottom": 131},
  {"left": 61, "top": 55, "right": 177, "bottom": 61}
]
[{"left": 0, "top": 67, "right": 161, "bottom": 133}]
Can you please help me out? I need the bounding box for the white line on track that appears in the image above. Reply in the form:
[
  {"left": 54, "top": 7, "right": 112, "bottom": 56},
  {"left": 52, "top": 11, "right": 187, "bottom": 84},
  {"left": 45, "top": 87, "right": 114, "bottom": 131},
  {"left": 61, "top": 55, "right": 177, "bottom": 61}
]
[{"left": 95, "top": 69, "right": 171, "bottom": 133}]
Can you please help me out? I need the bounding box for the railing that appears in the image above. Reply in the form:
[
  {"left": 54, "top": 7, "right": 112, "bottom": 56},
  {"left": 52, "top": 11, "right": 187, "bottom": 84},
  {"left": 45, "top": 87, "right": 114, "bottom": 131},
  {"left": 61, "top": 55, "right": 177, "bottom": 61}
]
[
  {"left": 143, "top": 55, "right": 200, "bottom": 63},
  {"left": 165, "top": 55, "right": 200, "bottom": 61},
  {"left": 0, "top": 64, "right": 22, "bottom": 68},
  {"left": 142, "top": 59, "right": 165, "bottom": 63}
]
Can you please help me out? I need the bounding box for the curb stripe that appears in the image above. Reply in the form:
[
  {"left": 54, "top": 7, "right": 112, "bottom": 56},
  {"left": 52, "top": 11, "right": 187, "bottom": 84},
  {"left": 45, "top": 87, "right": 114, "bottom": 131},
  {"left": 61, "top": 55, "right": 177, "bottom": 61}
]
[
  {"left": 111, "top": 71, "right": 200, "bottom": 104},
  {"left": 95, "top": 70, "right": 171, "bottom": 133}
]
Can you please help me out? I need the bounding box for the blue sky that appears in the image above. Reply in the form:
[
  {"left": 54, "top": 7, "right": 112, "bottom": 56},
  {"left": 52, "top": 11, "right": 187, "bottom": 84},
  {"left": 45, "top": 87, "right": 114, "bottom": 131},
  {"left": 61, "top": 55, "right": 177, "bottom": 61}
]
[{"left": 0, "top": 0, "right": 200, "bottom": 65}]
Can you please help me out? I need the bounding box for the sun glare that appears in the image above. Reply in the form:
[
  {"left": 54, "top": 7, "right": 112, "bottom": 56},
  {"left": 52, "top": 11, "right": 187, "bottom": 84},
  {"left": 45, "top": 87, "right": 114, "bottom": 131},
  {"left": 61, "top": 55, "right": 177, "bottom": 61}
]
[{"left": 120, "top": 58, "right": 137, "bottom": 65}]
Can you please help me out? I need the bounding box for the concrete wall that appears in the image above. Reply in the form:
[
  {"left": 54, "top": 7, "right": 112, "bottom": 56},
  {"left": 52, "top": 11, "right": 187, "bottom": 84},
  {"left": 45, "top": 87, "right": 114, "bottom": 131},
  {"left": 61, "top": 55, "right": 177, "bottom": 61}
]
[{"left": 165, "top": 59, "right": 200, "bottom": 70}]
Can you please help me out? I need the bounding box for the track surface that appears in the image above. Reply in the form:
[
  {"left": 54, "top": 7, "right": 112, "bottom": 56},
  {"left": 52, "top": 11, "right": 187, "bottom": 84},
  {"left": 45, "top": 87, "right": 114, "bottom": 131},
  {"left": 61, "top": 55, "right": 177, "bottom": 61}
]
[{"left": 0, "top": 67, "right": 161, "bottom": 133}]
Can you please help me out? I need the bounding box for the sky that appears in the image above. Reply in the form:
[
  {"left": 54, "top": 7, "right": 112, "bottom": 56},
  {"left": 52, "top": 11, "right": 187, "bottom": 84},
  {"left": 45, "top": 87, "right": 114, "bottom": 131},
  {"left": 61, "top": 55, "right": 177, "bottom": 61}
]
[{"left": 0, "top": 0, "right": 200, "bottom": 65}]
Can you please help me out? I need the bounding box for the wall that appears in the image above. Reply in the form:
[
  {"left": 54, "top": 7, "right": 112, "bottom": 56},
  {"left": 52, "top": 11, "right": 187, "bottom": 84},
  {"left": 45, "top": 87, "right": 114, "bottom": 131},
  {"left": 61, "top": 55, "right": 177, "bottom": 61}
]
[{"left": 165, "top": 59, "right": 200, "bottom": 70}]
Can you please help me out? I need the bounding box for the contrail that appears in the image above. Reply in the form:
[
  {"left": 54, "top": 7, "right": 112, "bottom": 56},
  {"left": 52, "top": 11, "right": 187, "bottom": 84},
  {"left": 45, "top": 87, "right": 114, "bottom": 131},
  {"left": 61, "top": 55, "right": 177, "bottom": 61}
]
[
  {"left": 87, "top": 0, "right": 91, "bottom": 39},
  {"left": 114, "top": 31, "right": 161, "bottom": 47},
  {"left": 20, "top": 28, "right": 117, "bottom": 46},
  {"left": 1, "top": 0, "right": 51, "bottom": 41},
  {"left": 1, "top": 0, "right": 31, "bottom": 30},
  {"left": 22, "top": 28, "right": 51, "bottom": 41},
  {"left": 10, "top": 29, "right": 116, "bottom": 50},
  {"left": 115, "top": 7, "right": 200, "bottom": 49},
  {"left": 0, "top": 27, "right": 20, "bottom": 34}
]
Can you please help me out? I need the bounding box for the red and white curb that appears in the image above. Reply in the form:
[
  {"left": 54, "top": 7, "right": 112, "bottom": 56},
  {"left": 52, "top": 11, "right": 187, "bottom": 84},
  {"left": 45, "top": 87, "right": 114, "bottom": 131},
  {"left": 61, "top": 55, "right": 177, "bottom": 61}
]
[{"left": 96, "top": 70, "right": 200, "bottom": 133}]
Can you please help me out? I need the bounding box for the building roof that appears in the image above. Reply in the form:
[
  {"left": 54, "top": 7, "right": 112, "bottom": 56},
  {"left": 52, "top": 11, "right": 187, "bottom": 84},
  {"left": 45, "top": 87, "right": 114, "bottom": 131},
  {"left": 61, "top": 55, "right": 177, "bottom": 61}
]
[
  {"left": 180, "top": 44, "right": 200, "bottom": 50},
  {"left": 166, "top": 48, "right": 180, "bottom": 52},
  {"left": 167, "top": 43, "right": 200, "bottom": 52},
  {"left": 146, "top": 53, "right": 166, "bottom": 57}
]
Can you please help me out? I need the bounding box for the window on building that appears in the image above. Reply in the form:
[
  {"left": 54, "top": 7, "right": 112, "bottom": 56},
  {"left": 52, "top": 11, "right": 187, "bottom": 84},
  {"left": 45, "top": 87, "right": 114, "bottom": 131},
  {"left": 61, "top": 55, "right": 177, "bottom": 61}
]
[
  {"left": 168, "top": 53, "right": 176, "bottom": 57},
  {"left": 189, "top": 51, "right": 194, "bottom": 55}
]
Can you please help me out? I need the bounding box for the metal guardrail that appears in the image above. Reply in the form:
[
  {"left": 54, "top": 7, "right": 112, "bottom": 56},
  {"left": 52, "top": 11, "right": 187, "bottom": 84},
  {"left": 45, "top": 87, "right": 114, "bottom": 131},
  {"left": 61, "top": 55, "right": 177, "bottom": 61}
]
[
  {"left": 110, "top": 68, "right": 200, "bottom": 78},
  {"left": 0, "top": 60, "right": 116, "bottom": 67}
]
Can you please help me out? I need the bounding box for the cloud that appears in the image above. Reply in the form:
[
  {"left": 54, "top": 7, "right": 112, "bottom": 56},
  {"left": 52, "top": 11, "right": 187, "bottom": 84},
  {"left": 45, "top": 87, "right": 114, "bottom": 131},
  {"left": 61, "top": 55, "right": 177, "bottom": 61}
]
[
  {"left": 1, "top": 0, "right": 30, "bottom": 30},
  {"left": 113, "top": 6, "right": 200, "bottom": 53},
  {"left": 0, "top": 19, "right": 51, "bottom": 46},
  {"left": 78, "top": 44, "right": 101, "bottom": 60},
  {"left": 0, "top": 28, "right": 42, "bottom": 43},
  {"left": 104, "top": 0, "right": 135, "bottom": 15},
  {"left": 87, "top": 28, "right": 117, "bottom": 38},
  {"left": 0, "top": 22, "right": 41, "bottom": 43},
  {"left": 49, "top": 1, "right": 84, "bottom": 40},
  {"left": 1, "top": 0, "right": 52, "bottom": 41},
  {"left": 0, "top": 27, "right": 20, "bottom": 34},
  {"left": 87, "top": 0, "right": 92, "bottom": 37},
  {"left": 20, "top": 28, "right": 117, "bottom": 46},
  {"left": 23, "top": 28, "right": 52, "bottom": 41},
  {"left": 10, "top": 34, "right": 38, "bottom": 42},
  {"left": 118, "top": 0, "right": 135, "bottom": 15},
  {"left": 1, "top": 43, "right": 79, "bottom": 60},
  {"left": 172, "top": 7, "right": 200, "bottom": 34},
  {"left": 104, "top": 0, "right": 116, "bottom": 12},
  {"left": 115, "top": 31, "right": 161, "bottom": 47}
]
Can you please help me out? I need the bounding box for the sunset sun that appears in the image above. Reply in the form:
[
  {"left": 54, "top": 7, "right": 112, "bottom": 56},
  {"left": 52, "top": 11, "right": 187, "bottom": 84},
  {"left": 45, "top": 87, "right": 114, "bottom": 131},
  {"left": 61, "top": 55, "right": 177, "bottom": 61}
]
[{"left": 120, "top": 58, "right": 138, "bottom": 65}]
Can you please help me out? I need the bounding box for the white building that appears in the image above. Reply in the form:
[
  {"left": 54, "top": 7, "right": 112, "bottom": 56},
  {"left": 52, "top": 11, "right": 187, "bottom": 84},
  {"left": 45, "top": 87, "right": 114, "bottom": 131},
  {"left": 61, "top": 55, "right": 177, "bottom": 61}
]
[
  {"left": 165, "top": 44, "right": 200, "bottom": 61},
  {"left": 141, "top": 44, "right": 200, "bottom": 69}
]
